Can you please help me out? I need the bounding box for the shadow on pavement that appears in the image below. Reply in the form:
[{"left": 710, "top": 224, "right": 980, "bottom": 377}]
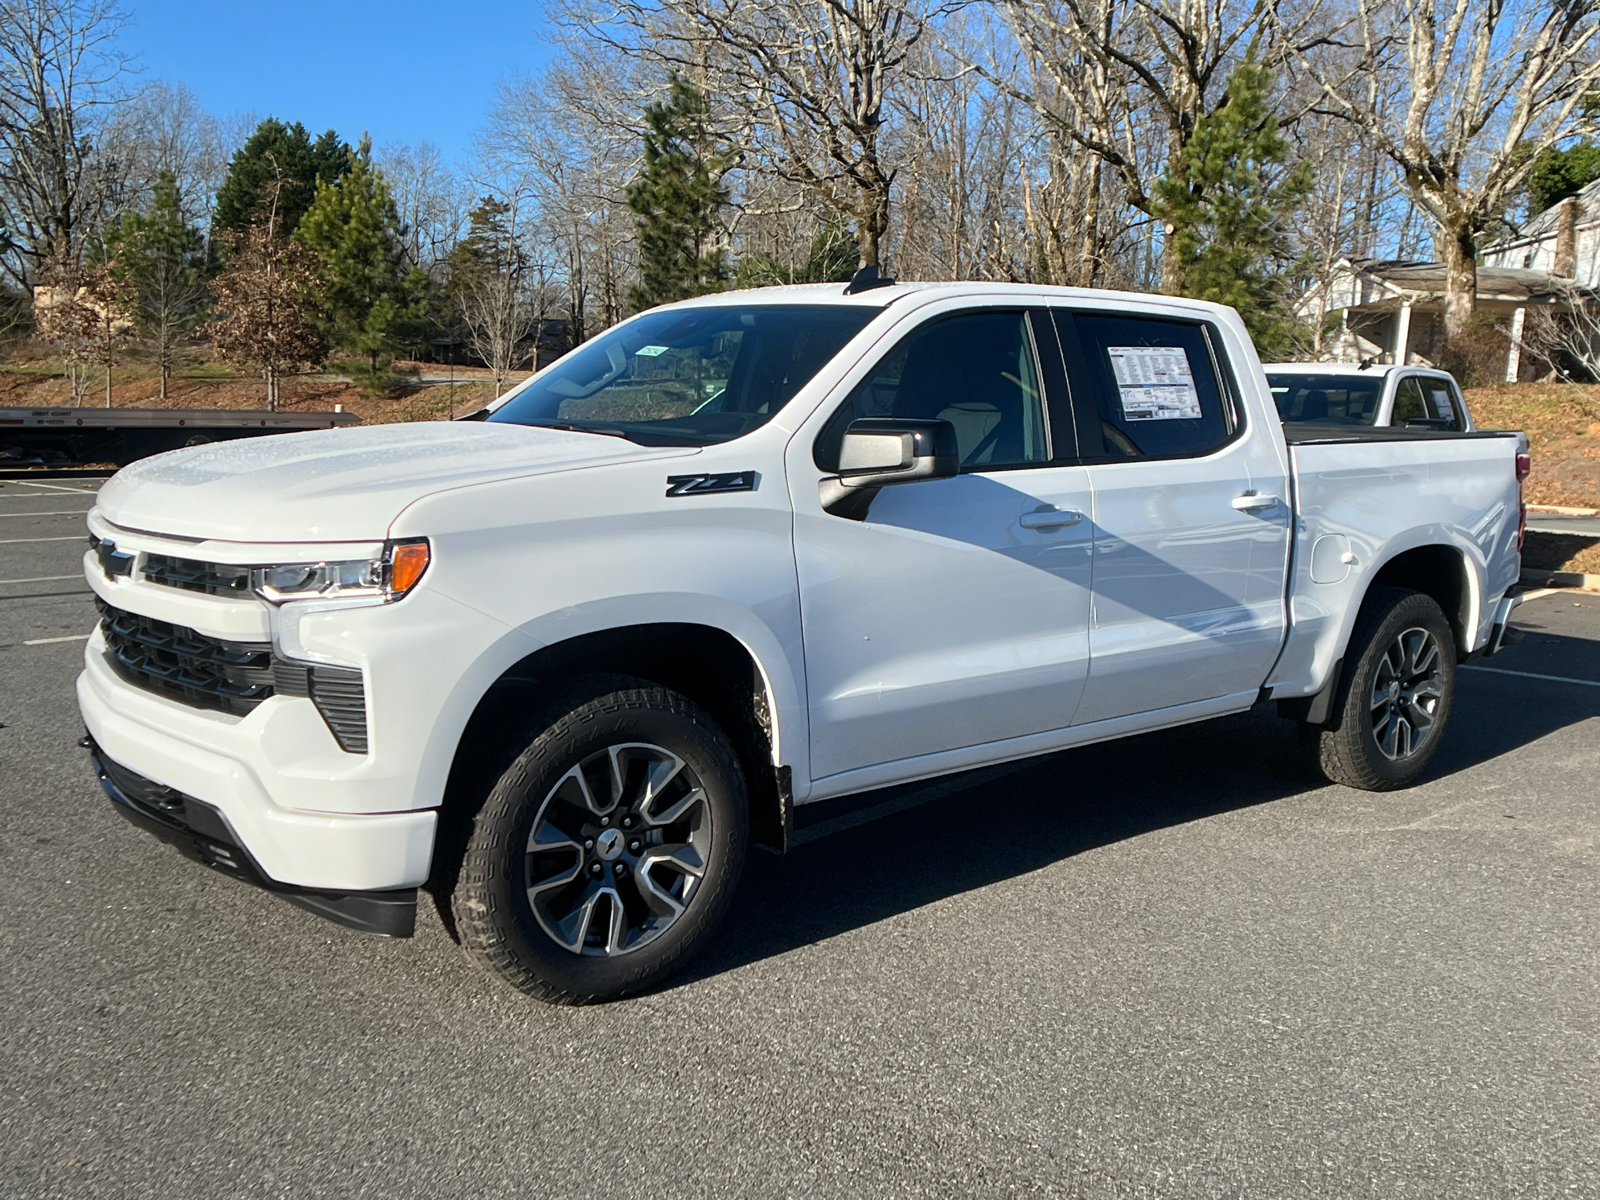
[{"left": 674, "top": 629, "right": 1600, "bottom": 989}]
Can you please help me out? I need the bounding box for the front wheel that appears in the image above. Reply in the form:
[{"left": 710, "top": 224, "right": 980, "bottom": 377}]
[
  {"left": 452, "top": 677, "right": 748, "bottom": 1004},
  {"left": 1311, "top": 586, "right": 1457, "bottom": 791}
]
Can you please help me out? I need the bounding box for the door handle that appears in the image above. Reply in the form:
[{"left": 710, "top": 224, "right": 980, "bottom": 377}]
[
  {"left": 1231, "top": 492, "right": 1280, "bottom": 513},
  {"left": 1019, "top": 505, "right": 1085, "bottom": 530}
]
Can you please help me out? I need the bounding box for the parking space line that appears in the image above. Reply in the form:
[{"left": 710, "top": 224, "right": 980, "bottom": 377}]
[
  {"left": 1461, "top": 664, "right": 1600, "bottom": 689},
  {"left": 0, "top": 510, "right": 93, "bottom": 518},
  {"left": 2, "top": 481, "right": 98, "bottom": 493},
  {"left": 21, "top": 633, "right": 91, "bottom": 645},
  {"left": 0, "top": 535, "right": 85, "bottom": 544},
  {"left": 0, "top": 574, "right": 84, "bottom": 584}
]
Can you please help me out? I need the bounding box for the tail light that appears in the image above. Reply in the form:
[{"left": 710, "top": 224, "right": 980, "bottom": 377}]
[{"left": 1515, "top": 453, "right": 1530, "bottom": 551}]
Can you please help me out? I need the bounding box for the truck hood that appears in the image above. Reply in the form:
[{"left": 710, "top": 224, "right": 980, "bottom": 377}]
[{"left": 95, "top": 421, "right": 694, "bottom": 542}]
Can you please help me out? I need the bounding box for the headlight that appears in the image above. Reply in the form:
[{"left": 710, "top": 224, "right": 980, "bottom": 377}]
[{"left": 251, "top": 538, "right": 430, "bottom": 604}]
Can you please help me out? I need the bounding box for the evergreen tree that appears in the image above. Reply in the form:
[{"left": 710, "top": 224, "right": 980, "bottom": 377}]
[
  {"left": 1526, "top": 141, "right": 1600, "bottom": 215},
  {"left": 214, "top": 119, "right": 353, "bottom": 239},
  {"left": 101, "top": 172, "right": 208, "bottom": 399},
  {"left": 626, "top": 74, "right": 732, "bottom": 312},
  {"left": 445, "top": 197, "right": 543, "bottom": 395},
  {"left": 293, "top": 138, "right": 425, "bottom": 370},
  {"left": 1151, "top": 47, "right": 1313, "bottom": 357},
  {"left": 736, "top": 224, "right": 859, "bottom": 287}
]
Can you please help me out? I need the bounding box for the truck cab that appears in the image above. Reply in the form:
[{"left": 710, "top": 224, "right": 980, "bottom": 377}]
[{"left": 1264, "top": 362, "right": 1474, "bottom": 432}]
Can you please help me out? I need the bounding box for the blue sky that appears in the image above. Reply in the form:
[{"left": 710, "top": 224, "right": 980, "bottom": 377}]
[{"left": 122, "top": 0, "right": 555, "bottom": 162}]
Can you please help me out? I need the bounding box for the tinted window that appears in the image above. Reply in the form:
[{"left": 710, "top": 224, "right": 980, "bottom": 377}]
[
  {"left": 1391, "top": 377, "right": 1428, "bottom": 425},
  {"left": 1066, "top": 314, "right": 1234, "bottom": 459},
  {"left": 488, "top": 304, "right": 876, "bottom": 446},
  {"left": 1265, "top": 373, "right": 1384, "bottom": 425},
  {"left": 816, "top": 310, "right": 1049, "bottom": 470}
]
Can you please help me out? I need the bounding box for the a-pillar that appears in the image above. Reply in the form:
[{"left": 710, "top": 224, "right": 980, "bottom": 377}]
[
  {"left": 1392, "top": 301, "right": 1412, "bottom": 365},
  {"left": 1505, "top": 307, "right": 1527, "bottom": 383}
]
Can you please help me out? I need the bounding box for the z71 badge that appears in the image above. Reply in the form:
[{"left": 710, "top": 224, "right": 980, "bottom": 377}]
[{"left": 665, "top": 471, "right": 757, "bottom": 497}]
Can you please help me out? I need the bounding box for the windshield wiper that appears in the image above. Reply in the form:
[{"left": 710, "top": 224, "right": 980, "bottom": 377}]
[{"left": 526, "top": 421, "right": 639, "bottom": 442}]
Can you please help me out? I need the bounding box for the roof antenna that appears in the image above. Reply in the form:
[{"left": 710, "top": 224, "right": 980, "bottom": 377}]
[
  {"left": 1357, "top": 357, "right": 1373, "bottom": 371},
  {"left": 843, "top": 264, "right": 896, "bottom": 295}
]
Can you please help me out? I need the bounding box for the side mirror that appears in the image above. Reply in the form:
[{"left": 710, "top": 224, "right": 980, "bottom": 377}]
[{"left": 820, "top": 417, "right": 958, "bottom": 517}]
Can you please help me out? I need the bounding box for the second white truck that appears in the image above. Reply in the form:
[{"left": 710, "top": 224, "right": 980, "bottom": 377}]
[{"left": 76, "top": 280, "right": 1526, "bottom": 1003}]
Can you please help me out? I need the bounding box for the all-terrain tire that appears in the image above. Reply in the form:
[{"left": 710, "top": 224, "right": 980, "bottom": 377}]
[
  {"left": 1312, "top": 586, "right": 1457, "bottom": 791},
  {"left": 452, "top": 675, "right": 748, "bottom": 1005}
]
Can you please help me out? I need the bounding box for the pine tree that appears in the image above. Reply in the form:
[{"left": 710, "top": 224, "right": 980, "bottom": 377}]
[
  {"left": 214, "top": 119, "right": 353, "bottom": 239},
  {"left": 101, "top": 172, "right": 208, "bottom": 399},
  {"left": 445, "top": 197, "right": 543, "bottom": 395},
  {"left": 1526, "top": 141, "right": 1600, "bottom": 215},
  {"left": 1151, "top": 47, "right": 1313, "bottom": 357},
  {"left": 626, "top": 74, "right": 732, "bottom": 312},
  {"left": 293, "top": 138, "right": 425, "bottom": 370}
]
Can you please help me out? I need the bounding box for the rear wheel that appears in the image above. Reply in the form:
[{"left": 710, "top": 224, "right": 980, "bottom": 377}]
[
  {"left": 1311, "top": 586, "right": 1456, "bottom": 791},
  {"left": 452, "top": 677, "right": 747, "bottom": 1004}
]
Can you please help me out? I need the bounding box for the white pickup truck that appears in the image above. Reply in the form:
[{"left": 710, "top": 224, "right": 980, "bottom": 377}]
[{"left": 77, "top": 281, "right": 1527, "bottom": 1004}]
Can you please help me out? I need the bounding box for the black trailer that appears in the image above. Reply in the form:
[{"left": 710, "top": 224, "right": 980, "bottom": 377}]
[{"left": 0, "top": 406, "right": 361, "bottom": 467}]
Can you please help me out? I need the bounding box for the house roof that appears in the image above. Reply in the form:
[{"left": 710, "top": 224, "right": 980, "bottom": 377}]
[
  {"left": 1342, "top": 257, "right": 1589, "bottom": 303},
  {"left": 1502, "top": 176, "right": 1600, "bottom": 244}
]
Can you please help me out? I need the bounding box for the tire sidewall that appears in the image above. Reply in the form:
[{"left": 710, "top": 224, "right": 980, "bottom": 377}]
[
  {"left": 1342, "top": 592, "right": 1457, "bottom": 786},
  {"left": 465, "top": 688, "right": 747, "bottom": 1001}
]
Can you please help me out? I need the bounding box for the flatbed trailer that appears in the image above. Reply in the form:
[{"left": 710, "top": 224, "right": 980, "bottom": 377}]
[{"left": 0, "top": 406, "right": 360, "bottom": 467}]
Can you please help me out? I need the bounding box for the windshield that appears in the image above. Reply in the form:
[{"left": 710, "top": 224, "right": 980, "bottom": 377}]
[
  {"left": 487, "top": 304, "right": 878, "bottom": 446},
  {"left": 1266, "top": 373, "right": 1385, "bottom": 425}
]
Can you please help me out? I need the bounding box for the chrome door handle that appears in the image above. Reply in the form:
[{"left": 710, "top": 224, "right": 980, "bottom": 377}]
[
  {"left": 1019, "top": 505, "right": 1085, "bottom": 530},
  {"left": 1231, "top": 492, "right": 1280, "bottom": 512}
]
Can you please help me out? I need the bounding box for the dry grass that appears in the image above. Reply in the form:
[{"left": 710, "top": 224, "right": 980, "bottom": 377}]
[{"left": 1464, "top": 382, "right": 1600, "bottom": 509}]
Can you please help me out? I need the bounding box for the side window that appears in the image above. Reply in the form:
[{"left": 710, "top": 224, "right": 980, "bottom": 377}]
[
  {"left": 1424, "top": 379, "right": 1465, "bottom": 431},
  {"left": 1391, "top": 377, "right": 1428, "bottom": 425},
  {"left": 815, "top": 310, "right": 1049, "bottom": 470},
  {"left": 1060, "top": 312, "right": 1236, "bottom": 459}
]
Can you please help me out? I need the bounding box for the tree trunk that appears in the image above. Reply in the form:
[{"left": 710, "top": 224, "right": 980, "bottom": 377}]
[
  {"left": 856, "top": 187, "right": 890, "bottom": 271},
  {"left": 1437, "top": 223, "right": 1478, "bottom": 340}
]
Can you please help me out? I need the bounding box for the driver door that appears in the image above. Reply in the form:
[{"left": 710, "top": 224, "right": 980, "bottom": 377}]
[{"left": 790, "top": 305, "right": 1096, "bottom": 786}]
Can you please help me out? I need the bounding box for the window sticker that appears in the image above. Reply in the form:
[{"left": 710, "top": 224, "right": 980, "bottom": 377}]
[
  {"left": 635, "top": 344, "right": 669, "bottom": 357},
  {"left": 1428, "top": 385, "right": 1455, "bottom": 421},
  {"left": 1106, "top": 346, "right": 1202, "bottom": 421}
]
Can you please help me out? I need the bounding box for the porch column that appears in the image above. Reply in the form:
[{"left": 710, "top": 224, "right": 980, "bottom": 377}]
[
  {"left": 1505, "top": 306, "right": 1526, "bottom": 383},
  {"left": 1392, "top": 301, "right": 1412, "bottom": 365}
]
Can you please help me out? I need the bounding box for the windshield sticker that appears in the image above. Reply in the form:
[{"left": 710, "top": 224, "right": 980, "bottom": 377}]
[
  {"left": 1107, "top": 346, "right": 1202, "bottom": 421},
  {"left": 635, "top": 344, "right": 669, "bottom": 357}
]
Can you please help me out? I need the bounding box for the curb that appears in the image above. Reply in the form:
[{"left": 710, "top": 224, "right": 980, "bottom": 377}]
[
  {"left": 1527, "top": 505, "right": 1598, "bottom": 517},
  {"left": 1521, "top": 568, "right": 1600, "bottom": 592}
]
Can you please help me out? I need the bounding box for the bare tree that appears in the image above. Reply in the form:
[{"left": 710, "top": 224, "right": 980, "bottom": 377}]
[
  {"left": 1293, "top": 0, "right": 1600, "bottom": 337},
  {"left": 449, "top": 196, "right": 546, "bottom": 396},
  {"left": 378, "top": 140, "right": 468, "bottom": 272},
  {"left": 0, "top": 0, "right": 134, "bottom": 289},
  {"left": 104, "top": 80, "right": 229, "bottom": 227},
  {"left": 1526, "top": 287, "right": 1600, "bottom": 381},
  {"left": 34, "top": 258, "right": 125, "bottom": 404},
  {"left": 208, "top": 185, "right": 326, "bottom": 410},
  {"left": 566, "top": 0, "right": 940, "bottom": 271}
]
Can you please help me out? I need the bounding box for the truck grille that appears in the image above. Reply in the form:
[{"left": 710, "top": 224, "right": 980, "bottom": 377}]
[
  {"left": 96, "top": 598, "right": 370, "bottom": 752},
  {"left": 141, "top": 552, "right": 253, "bottom": 596},
  {"left": 97, "top": 597, "right": 275, "bottom": 716}
]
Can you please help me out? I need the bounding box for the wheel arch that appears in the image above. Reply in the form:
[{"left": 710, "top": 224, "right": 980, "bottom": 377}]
[
  {"left": 436, "top": 621, "right": 795, "bottom": 898},
  {"left": 1363, "top": 542, "right": 1478, "bottom": 657}
]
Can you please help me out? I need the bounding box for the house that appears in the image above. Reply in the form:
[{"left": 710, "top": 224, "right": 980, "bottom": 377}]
[
  {"left": 1295, "top": 258, "right": 1585, "bottom": 377},
  {"left": 1482, "top": 177, "right": 1599, "bottom": 286}
]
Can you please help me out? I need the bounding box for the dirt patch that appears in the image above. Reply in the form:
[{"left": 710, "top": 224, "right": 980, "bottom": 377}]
[
  {"left": 1464, "top": 383, "right": 1600, "bottom": 509},
  {"left": 0, "top": 356, "right": 529, "bottom": 426}
]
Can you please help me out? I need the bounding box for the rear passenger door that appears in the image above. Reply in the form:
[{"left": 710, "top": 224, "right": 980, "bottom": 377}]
[{"left": 1052, "top": 310, "right": 1291, "bottom": 725}]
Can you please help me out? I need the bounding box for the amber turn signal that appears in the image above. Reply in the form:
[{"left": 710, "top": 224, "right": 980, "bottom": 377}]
[{"left": 387, "top": 539, "right": 430, "bottom": 598}]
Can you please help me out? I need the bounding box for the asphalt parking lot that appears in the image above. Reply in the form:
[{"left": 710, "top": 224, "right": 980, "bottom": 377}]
[{"left": 2, "top": 473, "right": 1597, "bottom": 1200}]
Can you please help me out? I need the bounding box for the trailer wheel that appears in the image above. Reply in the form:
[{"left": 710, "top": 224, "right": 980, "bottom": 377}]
[
  {"left": 1311, "top": 586, "right": 1456, "bottom": 791},
  {"left": 451, "top": 675, "right": 748, "bottom": 1004}
]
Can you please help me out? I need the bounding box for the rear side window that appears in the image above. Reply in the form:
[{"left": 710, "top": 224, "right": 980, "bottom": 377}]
[
  {"left": 1265, "top": 373, "right": 1384, "bottom": 424},
  {"left": 1422, "top": 378, "right": 1466, "bottom": 431},
  {"left": 815, "top": 309, "right": 1050, "bottom": 471},
  {"left": 1059, "top": 313, "right": 1236, "bottom": 459}
]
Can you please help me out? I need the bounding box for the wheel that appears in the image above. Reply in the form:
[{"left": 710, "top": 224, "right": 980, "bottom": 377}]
[
  {"left": 1310, "top": 586, "right": 1456, "bottom": 791},
  {"left": 452, "top": 676, "right": 748, "bottom": 1004}
]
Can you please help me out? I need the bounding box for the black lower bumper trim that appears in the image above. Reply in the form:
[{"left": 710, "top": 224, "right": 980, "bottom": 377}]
[{"left": 85, "top": 736, "right": 417, "bottom": 938}]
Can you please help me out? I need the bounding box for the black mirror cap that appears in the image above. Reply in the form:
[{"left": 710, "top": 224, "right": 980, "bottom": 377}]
[{"left": 845, "top": 417, "right": 958, "bottom": 476}]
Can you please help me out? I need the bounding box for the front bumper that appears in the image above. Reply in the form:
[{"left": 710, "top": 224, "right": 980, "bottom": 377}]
[
  {"left": 87, "top": 737, "right": 419, "bottom": 937},
  {"left": 78, "top": 637, "right": 436, "bottom": 892}
]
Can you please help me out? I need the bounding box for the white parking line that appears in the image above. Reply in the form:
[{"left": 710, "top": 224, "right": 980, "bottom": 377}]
[
  {"left": 0, "top": 510, "right": 93, "bottom": 518},
  {"left": 0, "top": 535, "right": 85, "bottom": 544},
  {"left": 1461, "top": 664, "right": 1600, "bottom": 689},
  {"left": 1, "top": 481, "right": 100, "bottom": 493},
  {"left": 0, "top": 574, "right": 85, "bottom": 584},
  {"left": 22, "top": 633, "right": 91, "bottom": 645}
]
